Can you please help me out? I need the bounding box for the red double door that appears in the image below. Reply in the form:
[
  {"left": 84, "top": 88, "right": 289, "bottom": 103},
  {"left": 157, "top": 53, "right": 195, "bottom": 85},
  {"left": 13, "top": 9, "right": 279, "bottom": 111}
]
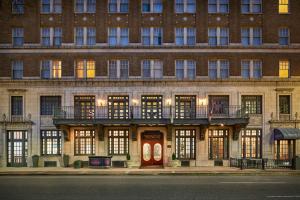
[{"left": 141, "top": 131, "right": 163, "bottom": 167}]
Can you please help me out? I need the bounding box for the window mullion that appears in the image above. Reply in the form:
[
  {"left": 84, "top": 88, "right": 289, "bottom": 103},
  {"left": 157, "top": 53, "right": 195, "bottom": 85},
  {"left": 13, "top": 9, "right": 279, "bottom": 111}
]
[
  {"left": 217, "top": 27, "right": 220, "bottom": 45},
  {"left": 250, "top": 28, "right": 253, "bottom": 45},
  {"left": 184, "top": 60, "right": 187, "bottom": 78},
  {"left": 84, "top": 27, "right": 87, "bottom": 45},
  {"left": 184, "top": 28, "right": 187, "bottom": 45},
  {"left": 117, "top": 60, "right": 121, "bottom": 78},
  {"left": 50, "top": 60, "right": 53, "bottom": 78},
  {"left": 250, "top": 60, "right": 254, "bottom": 78},
  {"left": 217, "top": 60, "right": 220, "bottom": 78},
  {"left": 150, "top": 28, "right": 153, "bottom": 45},
  {"left": 117, "top": 27, "right": 120, "bottom": 45},
  {"left": 117, "top": 0, "right": 120, "bottom": 12}
]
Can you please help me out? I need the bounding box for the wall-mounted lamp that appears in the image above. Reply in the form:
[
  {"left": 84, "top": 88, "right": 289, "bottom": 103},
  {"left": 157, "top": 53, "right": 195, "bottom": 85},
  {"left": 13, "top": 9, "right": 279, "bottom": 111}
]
[
  {"left": 97, "top": 99, "right": 106, "bottom": 106},
  {"left": 166, "top": 99, "right": 172, "bottom": 106},
  {"left": 132, "top": 99, "right": 139, "bottom": 106},
  {"left": 198, "top": 98, "right": 208, "bottom": 106}
]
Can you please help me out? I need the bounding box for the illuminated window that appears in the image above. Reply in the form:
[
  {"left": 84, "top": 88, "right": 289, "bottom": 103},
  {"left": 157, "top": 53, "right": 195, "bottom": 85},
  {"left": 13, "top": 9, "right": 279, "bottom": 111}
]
[
  {"left": 75, "top": 60, "right": 95, "bottom": 78},
  {"left": 241, "top": 129, "right": 262, "bottom": 159},
  {"left": 208, "top": 129, "right": 229, "bottom": 160},
  {"left": 242, "top": 95, "right": 262, "bottom": 114},
  {"left": 41, "top": 130, "right": 62, "bottom": 155},
  {"left": 279, "top": 0, "right": 289, "bottom": 14},
  {"left": 175, "top": 96, "right": 196, "bottom": 119},
  {"left": 279, "top": 60, "right": 289, "bottom": 78},
  {"left": 41, "top": 60, "right": 62, "bottom": 79},
  {"left": 108, "top": 96, "right": 129, "bottom": 119},
  {"left": 108, "top": 129, "right": 129, "bottom": 155},
  {"left": 275, "top": 140, "right": 294, "bottom": 160},
  {"left": 175, "top": 129, "right": 196, "bottom": 159},
  {"left": 74, "top": 130, "right": 95, "bottom": 155}
]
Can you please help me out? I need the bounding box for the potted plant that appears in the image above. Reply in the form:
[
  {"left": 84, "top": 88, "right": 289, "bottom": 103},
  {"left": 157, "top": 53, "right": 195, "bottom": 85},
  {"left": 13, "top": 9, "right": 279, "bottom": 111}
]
[
  {"left": 32, "top": 155, "right": 39, "bottom": 167},
  {"left": 63, "top": 154, "right": 70, "bottom": 167},
  {"left": 73, "top": 160, "right": 81, "bottom": 169},
  {"left": 168, "top": 153, "right": 181, "bottom": 167}
]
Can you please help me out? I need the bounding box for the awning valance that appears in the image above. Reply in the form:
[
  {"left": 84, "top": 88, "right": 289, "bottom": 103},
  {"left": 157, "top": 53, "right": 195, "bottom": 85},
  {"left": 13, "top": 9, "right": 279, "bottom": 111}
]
[{"left": 274, "top": 128, "right": 300, "bottom": 140}]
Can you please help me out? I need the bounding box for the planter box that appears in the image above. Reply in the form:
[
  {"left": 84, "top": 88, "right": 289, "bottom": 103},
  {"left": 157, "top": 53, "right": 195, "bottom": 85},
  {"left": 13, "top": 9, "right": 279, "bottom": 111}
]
[{"left": 168, "top": 160, "right": 181, "bottom": 167}]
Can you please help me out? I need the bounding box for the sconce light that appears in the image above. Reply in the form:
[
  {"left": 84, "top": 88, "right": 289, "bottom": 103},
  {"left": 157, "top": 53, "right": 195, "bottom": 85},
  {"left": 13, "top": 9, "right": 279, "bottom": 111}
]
[
  {"left": 132, "top": 99, "right": 139, "bottom": 106},
  {"left": 198, "top": 98, "right": 207, "bottom": 106},
  {"left": 166, "top": 99, "right": 172, "bottom": 106},
  {"left": 97, "top": 99, "right": 106, "bottom": 106}
]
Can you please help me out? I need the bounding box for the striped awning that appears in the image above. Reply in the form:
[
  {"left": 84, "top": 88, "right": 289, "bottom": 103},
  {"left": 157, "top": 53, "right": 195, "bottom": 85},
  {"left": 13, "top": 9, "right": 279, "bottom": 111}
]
[{"left": 274, "top": 128, "right": 300, "bottom": 140}]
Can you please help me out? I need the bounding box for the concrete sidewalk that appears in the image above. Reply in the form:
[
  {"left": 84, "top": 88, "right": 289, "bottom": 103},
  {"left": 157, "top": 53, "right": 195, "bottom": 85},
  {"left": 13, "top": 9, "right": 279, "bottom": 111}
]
[{"left": 0, "top": 167, "right": 299, "bottom": 176}]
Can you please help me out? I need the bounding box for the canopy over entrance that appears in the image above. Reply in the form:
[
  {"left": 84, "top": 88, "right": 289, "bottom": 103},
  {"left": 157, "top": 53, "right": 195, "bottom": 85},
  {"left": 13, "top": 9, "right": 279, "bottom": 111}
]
[{"left": 274, "top": 128, "right": 300, "bottom": 140}]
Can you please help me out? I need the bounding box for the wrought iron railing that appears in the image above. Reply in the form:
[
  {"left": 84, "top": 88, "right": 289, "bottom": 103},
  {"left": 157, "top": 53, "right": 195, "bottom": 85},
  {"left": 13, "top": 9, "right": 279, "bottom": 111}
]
[
  {"left": 53, "top": 105, "right": 248, "bottom": 120},
  {"left": 229, "top": 157, "right": 293, "bottom": 169}
]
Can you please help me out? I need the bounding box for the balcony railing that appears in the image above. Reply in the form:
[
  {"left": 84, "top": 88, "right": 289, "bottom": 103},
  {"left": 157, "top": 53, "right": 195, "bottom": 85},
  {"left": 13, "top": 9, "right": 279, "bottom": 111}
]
[{"left": 53, "top": 105, "right": 247, "bottom": 120}]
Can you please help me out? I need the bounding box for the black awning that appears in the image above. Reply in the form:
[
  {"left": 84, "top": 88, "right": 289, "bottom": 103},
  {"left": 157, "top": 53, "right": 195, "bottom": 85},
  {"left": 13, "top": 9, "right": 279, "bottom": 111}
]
[{"left": 274, "top": 128, "right": 300, "bottom": 140}]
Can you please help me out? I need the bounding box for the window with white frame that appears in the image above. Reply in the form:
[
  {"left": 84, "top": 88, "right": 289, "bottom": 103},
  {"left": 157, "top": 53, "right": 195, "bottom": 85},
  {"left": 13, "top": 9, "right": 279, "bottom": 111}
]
[
  {"left": 241, "top": 60, "right": 262, "bottom": 79},
  {"left": 142, "top": 0, "right": 163, "bottom": 13},
  {"left": 75, "top": 27, "right": 96, "bottom": 46},
  {"left": 208, "top": 60, "right": 229, "bottom": 79},
  {"left": 175, "top": 60, "right": 196, "bottom": 80},
  {"left": 41, "top": 60, "right": 62, "bottom": 79},
  {"left": 41, "top": 27, "right": 62, "bottom": 46},
  {"left": 175, "top": 27, "right": 196, "bottom": 46},
  {"left": 208, "top": 0, "right": 229, "bottom": 13},
  {"left": 41, "top": 0, "right": 62, "bottom": 13},
  {"left": 142, "top": 60, "right": 163, "bottom": 79},
  {"left": 141, "top": 27, "right": 162, "bottom": 45},
  {"left": 208, "top": 27, "right": 229, "bottom": 46},
  {"left": 108, "top": 27, "right": 129, "bottom": 46},
  {"left": 108, "top": 60, "right": 129, "bottom": 79},
  {"left": 241, "top": 0, "right": 262, "bottom": 13},
  {"left": 12, "top": 28, "right": 24, "bottom": 47},
  {"left": 12, "top": 0, "right": 24, "bottom": 14},
  {"left": 108, "top": 0, "right": 129, "bottom": 13},
  {"left": 279, "top": 28, "right": 289, "bottom": 46},
  {"left": 75, "top": 60, "right": 96, "bottom": 78},
  {"left": 241, "top": 27, "right": 262, "bottom": 46},
  {"left": 12, "top": 60, "right": 23, "bottom": 80},
  {"left": 75, "top": 0, "right": 96, "bottom": 13},
  {"left": 175, "top": 0, "right": 196, "bottom": 13}
]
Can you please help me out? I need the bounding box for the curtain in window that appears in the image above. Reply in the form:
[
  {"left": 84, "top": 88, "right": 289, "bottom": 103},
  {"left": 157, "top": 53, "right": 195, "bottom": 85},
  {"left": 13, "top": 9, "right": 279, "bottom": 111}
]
[
  {"left": 142, "top": 0, "right": 151, "bottom": 12},
  {"left": 109, "top": 60, "right": 118, "bottom": 78},
  {"left": 42, "top": 0, "right": 51, "bottom": 13},
  {"left": 120, "top": 60, "right": 129, "bottom": 79},
  {"left": 41, "top": 60, "right": 51, "bottom": 79},
  {"left": 142, "top": 28, "right": 151, "bottom": 45},
  {"left": 76, "top": 60, "right": 85, "bottom": 78},
  {"left": 75, "top": 27, "right": 84, "bottom": 45},
  {"left": 87, "top": 27, "right": 96, "bottom": 45},
  {"left": 53, "top": 0, "right": 62, "bottom": 13},
  {"left": 12, "top": 60, "right": 23, "bottom": 79},
  {"left": 253, "top": 60, "right": 262, "bottom": 78},
  {"left": 253, "top": 28, "right": 262, "bottom": 46},
  {"left": 120, "top": 28, "right": 129, "bottom": 46},
  {"left": 86, "top": 60, "right": 95, "bottom": 78},
  {"left": 241, "top": 28, "right": 250, "bottom": 46},
  {"left": 12, "top": 0, "right": 24, "bottom": 13},
  {"left": 153, "top": 60, "right": 162, "bottom": 78},
  {"left": 208, "top": 28, "right": 217, "bottom": 46},
  {"left": 142, "top": 60, "right": 151, "bottom": 78},
  {"left": 153, "top": 28, "right": 162, "bottom": 45},
  {"left": 109, "top": 0, "right": 118, "bottom": 12},
  {"left": 186, "top": 0, "right": 196, "bottom": 13},
  {"left": 208, "top": 60, "right": 217, "bottom": 79},
  {"left": 219, "top": 0, "right": 229, "bottom": 13},
  {"left": 175, "top": 28, "right": 184, "bottom": 45},
  {"left": 120, "top": 0, "right": 129, "bottom": 12},
  {"left": 13, "top": 28, "right": 24, "bottom": 46},
  {"left": 220, "top": 60, "right": 229, "bottom": 79},
  {"left": 75, "top": 0, "right": 84, "bottom": 12},
  {"left": 187, "top": 28, "right": 196, "bottom": 45},
  {"left": 41, "top": 28, "right": 51, "bottom": 46},
  {"left": 208, "top": 0, "right": 217, "bottom": 13},
  {"left": 87, "top": 0, "right": 96, "bottom": 13},
  {"left": 187, "top": 60, "right": 196, "bottom": 79},
  {"left": 52, "top": 60, "right": 62, "bottom": 78},
  {"left": 153, "top": 0, "right": 162, "bottom": 13},
  {"left": 241, "top": 60, "right": 250, "bottom": 79},
  {"left": 176, "top": 60, "right": 184, "bottom": 79},
  {"left": 175, "top": 0, "right": 184, "bottom": 13},
  {"left": 220, "top": 28, "right": 228, "bottom": 46},
  {"left": 109, "top": 28, "right": 117, "bottom": 46},
  {"left": 241, "top": 0, "right": 250, "bottom": 13}
]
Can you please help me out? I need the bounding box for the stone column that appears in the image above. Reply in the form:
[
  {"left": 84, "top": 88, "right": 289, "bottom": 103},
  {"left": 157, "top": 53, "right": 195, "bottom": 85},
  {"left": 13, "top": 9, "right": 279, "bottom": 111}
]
[{"left": 27, "top": 127, "right": 33, "bottom": 167}]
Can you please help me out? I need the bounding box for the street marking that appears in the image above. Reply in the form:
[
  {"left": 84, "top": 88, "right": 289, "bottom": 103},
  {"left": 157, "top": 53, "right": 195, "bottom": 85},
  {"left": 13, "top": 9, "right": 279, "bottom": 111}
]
[
  {"left": 219, "top": 182, "right": 286, "bottom": 184},
  {"left": 267, "top": 196, "right": 300, "bottom": 198}
]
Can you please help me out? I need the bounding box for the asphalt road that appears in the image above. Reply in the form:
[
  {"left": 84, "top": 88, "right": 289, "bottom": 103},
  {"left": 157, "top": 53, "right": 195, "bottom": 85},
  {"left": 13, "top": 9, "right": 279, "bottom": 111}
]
[{"left": 0, "top": 175, "right": 300, "bottom": 200}]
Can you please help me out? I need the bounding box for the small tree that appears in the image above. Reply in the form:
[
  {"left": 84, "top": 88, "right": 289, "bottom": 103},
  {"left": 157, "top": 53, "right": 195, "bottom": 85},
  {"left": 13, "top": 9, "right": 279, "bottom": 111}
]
[
  {"left": 172, "top": 153, "right": 176, "bottom": 160},
  {"left": 126, "top": 153, "right": 131, "bottom": 160}
]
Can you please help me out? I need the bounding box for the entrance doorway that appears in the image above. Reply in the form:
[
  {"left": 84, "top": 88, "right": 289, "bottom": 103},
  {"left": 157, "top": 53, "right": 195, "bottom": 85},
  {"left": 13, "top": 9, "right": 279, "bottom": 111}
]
[
  {"left": 7, "top": 131, "right": 28, "bottom": 167},
  {"left": 141, "top": 131, "right": 163, "bottom": 167}
]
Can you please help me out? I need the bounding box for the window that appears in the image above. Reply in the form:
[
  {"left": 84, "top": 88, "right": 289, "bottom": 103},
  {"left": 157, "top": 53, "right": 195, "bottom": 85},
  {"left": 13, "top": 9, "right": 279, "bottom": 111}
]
[
  {"left": 12, "top": 0, "right": 24, "bottom": 14},
  {"left": 208, "top": 27, "right": 229, "bottom": 46},
  {"left": 142, "top": 0, "right": 162, "bottom": 13},
  {"left": 40, "top": 96, "right": 61, "bottom": 115},
  {"left": 7, "top": 130, "right": 28, "bottom": 167},
  {"left": 279, "top": 0, "right": 289, "bottom": 14},
  {"left": 241, "top": 27, "right": 262, "bottom": 46},
  {"left": 279, "top": 95, "right": 290, "bottom": 115},
  {"left": 141, "top": 95, "right": 162, "bottom": 119},
  {"left": 74, "top": 130, "right": 95, "bottom": 155},
  {"left": 75, "top": 0, "right": 96, "bottom": 13},
  {"left": 12, "top": 60, "right": 23, "bottom": 79},
  {"left": 241, "top": 60, "right": 262, "bottom": 79},
  {"left": 108, "top": 96, "right": 129, "bottom": 119},
  {"left": 75, "top": 27, "right": 96, "bottom": 46},
  {"left": 279, "top": 60, "right": 289, "bottom": 78},
  {"left": 11, "top": 96, "right": 23, "bottom": 116},
  {"left": 279, "top": 28, "right": 289, "bottom": 46},
  {"left": 108, "top": 27, "right": 129, "bottom": 46},
  {"left": 175, "top": 27, "right": 196, "bottom": 46},
  {"left": 141, "top": 27, "right": 162, "bottom": 46},
  {"left": 41, "top": 130, "right": 62, "bottom": 155},
  {"left": 108, "top": 0, "right": 129, "bottom": 13},
  {"left": 241, "top": 0, "right": 262, "bottom": 13},
  {"left": 74, "top": 96, "right": 95, "bottom": 119},
  {"left": 209, "top": 95, "right": 229, "bottom": 115},
  {"left": 208, "top": 129, "right": 229, "bottom": 160},
  {"left": 242, "top": 95, "right": 262, "bottom": 114},
  {"left": 175, "top": 0, "right": 196, "bottom": 13},
  {"left": 108, "top": 129, "right": 129, "bottom": 155},
  {"left": 175, "top": 129, "right": 196, "bottom": 159},
  {"left": 175, "top": 96, "right": 196, "bottom": 119},
  {"left": 41, "top": 0, "right": 62, "bottom": 13},
  {"left": 41, "top": 27, "right": 62, "bottom": 46},
  {"left": 241, "top": 129, "right": 262, "bottom": 159},
  {"left": 275, "top": 140, "right": 294, "bottom": 160},
  {"left": 75, "top": 60, "right": 95, "bottom": 78},
  {"left": 208, "top": 0, "right": 229, "bottom": 13},
  {"left": 41, "top": 60, "right": 62, "bottom": 79},
  {"left": 108, "top": 60, "right": 129, "bottom": 79},
  {"left": 175, "top": 60, "right": 196, "bottom": 80},
  {"left": 12, "top": 28, "right": 24, "bottom": 47},
  {"left": 208, "top": 60, "right": 229, "bottom": 79},
  {"left": 142, "top": 60, "right": 163, "bottom": 79}
]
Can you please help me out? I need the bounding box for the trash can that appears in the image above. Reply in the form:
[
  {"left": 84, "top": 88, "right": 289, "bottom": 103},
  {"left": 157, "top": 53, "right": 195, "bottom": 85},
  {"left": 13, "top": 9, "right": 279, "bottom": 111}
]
[{"left": 89, "top": 156, "right": 112, "bottom": 168}]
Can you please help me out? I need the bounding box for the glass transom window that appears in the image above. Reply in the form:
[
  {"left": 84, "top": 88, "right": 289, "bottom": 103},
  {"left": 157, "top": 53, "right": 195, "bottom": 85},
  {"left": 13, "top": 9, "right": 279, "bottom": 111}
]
[{"left": 279, "top": 60, "right": 289, "bottom": 78}]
